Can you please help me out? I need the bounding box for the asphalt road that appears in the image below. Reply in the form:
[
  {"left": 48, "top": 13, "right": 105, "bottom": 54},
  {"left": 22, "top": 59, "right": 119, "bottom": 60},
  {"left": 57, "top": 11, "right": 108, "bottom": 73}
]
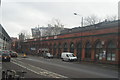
[
  {"left": 2, "top": 61, "right": 47, "bottom": 78},
  {"left": 1, "top": 55, "right": 119, "bottom": 79}
]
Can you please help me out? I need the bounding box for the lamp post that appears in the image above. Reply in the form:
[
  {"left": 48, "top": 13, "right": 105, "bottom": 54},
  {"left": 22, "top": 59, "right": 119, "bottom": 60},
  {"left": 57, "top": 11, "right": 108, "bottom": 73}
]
[
  {"left": 74, "top": 13, "right": 84, "bottom": 61},
  {"left": 74, "top": 13, "right": 84, "bottom": 27}
]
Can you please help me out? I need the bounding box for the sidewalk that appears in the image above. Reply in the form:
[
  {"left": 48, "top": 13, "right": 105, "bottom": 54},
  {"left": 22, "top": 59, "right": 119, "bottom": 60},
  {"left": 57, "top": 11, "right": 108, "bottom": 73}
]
[{"left": 74, "top": 61, "right": 119, "bottom": 71}]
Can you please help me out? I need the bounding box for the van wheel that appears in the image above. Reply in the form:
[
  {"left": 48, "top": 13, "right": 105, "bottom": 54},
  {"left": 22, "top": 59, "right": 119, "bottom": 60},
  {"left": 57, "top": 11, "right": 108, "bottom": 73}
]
[{"left": 62, "top": 59, "right": 64, "bottom": 61}]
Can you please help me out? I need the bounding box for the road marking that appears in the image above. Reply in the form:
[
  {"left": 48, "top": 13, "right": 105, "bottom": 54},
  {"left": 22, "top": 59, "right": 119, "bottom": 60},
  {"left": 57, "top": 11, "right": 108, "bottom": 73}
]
[
  {"left": 11, "top": 59, "right": 68, "bottom": 78},
  {"left": 13, "top": 58, "right": 118, "bottom": 78},
  {"left": 14, "top": 58, "right": 22, "bottom": 60}
]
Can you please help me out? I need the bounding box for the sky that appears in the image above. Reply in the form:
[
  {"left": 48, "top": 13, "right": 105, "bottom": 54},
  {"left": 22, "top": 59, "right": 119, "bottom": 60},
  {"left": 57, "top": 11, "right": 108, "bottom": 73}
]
[{"left": 1, "top": 0, "right": 119, "bottom": 37}]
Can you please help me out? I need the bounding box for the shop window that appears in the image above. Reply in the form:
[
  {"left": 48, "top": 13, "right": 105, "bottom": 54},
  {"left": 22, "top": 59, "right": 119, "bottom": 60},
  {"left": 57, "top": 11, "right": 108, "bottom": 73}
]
[
  {"left": 53, "top": 43, "right": 57, "bottom": 55},
  {"left": 76, "top": 42, "right": 82, "bottom": 60},
  {"left": 70, "top": 42, "right": 74, "bottom": 53},
  {"left": 107, "top": 41, "right": 116, "bottom": 61},
  {"left": 63, "top": 43, "right": 68, "bottom": 52},
  {"left": 57, "top": 43, "right": 61, "bottom": 58},
  {"left": 85, "top": 42, "right": 91, "bottom": 59},
  {"left": 95, "top": 41, "right": 103, "bottom": 60}
]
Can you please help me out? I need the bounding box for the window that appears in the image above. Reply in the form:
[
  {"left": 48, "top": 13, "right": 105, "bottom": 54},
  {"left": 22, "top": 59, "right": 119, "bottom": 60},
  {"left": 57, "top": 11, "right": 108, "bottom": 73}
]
[
  {"left": 85, "top": 42, "right": 91, "bottom": 59},
  {"left": 107, "top": 41, "right": 116, "bottom": 61},
  {"left": 70, "top": 42, "right": 74, "bottom": 53},
  {"left": 76, "top": 42, "right": 82, "bottom": 60},
  {"left": 63, "top": 43, "right": 68, "bottom": 52},
  {"left": 95, "top": 41, "right": 103, "bottom": 60},
  {"left": 66, "top": 54, "right": 69, "bottom": 57}
]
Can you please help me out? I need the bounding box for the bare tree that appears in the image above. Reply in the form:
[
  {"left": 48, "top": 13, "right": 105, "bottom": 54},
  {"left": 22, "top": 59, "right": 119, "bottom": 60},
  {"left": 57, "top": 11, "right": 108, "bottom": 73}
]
[
  {"left": 43, "top": 18, "right": 64, "bottom": 36},
  {"left": 84, "top": 15, "right": 101, "bottom": 26},
  {"left": 52, "top": 19, "right": 64, "bottom": 35},
  {"left": 43, "top": 24, "right": 53, "bottom": 36},
  {"left": 25, "top": 33, "right": 32, "bottom": 39},
  {"left": 105, "top": 15, "right": 117, "bottom": 21}
]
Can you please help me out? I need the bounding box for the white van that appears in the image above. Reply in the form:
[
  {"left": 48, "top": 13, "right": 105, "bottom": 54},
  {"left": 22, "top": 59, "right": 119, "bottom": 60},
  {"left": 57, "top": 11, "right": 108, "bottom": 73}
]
[{"left": 61, "top": 52, "right": 77, "bottom": 61}]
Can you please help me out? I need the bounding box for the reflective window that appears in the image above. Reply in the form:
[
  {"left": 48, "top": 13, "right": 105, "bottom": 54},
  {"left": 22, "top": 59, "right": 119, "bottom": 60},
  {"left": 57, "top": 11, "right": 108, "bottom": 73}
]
[{"left": 107, "top": 41, "right": 116, "bottom": 61}]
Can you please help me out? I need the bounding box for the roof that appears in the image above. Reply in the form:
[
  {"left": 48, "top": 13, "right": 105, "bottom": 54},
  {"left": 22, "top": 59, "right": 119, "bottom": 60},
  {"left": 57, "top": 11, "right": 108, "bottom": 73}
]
[{"left": 60, "top": 20, "right": 119, "bottom": 34}]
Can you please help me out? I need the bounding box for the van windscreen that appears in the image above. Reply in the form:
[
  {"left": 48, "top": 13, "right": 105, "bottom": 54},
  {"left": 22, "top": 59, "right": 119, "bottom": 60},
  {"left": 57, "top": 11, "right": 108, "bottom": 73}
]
[{"left": 68, "top": 54, "right": 75, "bottom": 57}]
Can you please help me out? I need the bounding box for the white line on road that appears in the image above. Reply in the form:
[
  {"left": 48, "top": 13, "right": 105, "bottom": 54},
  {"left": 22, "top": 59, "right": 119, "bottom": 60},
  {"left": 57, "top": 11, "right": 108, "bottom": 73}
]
[
  {"left": 11, "top": 59, "right": 68, "bottom": 78},
  {"left": 19, "top": 57, "right": 118, "bottom": 78},
  {"left": 15, "top": 58, "right": 22, "bottom": 60},
  {"left": 13, "top": 58, "right": 118, "bottom": 78}
]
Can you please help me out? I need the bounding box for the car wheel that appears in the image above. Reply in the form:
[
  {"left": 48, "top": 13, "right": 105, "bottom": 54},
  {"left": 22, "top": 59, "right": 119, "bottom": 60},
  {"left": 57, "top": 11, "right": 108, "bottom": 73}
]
[{"left": 8, "top": 60, "right": 10, "bottom": 62}]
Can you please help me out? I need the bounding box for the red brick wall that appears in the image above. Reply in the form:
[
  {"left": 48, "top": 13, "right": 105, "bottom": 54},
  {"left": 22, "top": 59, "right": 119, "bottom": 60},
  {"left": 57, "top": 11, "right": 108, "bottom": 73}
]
[{"left": 20, "top": 25, "right": 119, "bottom": 64}]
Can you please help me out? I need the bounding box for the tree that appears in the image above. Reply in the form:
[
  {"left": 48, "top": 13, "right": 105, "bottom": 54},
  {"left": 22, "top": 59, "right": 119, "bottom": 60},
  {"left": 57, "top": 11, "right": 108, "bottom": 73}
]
[
  {"left": 42, "top": 24, "right": 53, "bottom": 36},
  {"left": 43, "top": 18, "right": 64, "bottom": 36},
  {"left": 84, "top": 15, "right": 101, "bottom": 26},
  {"left": 105, "top": 15, "right": 117, "bottom": 21}
]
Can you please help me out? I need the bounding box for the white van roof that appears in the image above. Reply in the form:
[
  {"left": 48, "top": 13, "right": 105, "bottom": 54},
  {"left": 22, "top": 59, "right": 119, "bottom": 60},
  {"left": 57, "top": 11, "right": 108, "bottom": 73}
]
[{"left": 62, "top": 52, "right": 73, "bottom": 54}]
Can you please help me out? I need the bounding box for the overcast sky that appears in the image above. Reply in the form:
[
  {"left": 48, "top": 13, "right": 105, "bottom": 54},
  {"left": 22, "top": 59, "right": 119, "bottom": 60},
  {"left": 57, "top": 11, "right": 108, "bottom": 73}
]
[{"left": 1, "top": 0, "right": 119, "bottom": 37}]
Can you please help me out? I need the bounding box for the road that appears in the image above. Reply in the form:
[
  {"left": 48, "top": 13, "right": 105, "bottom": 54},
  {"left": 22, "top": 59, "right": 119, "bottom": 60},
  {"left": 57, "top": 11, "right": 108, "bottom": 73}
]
[
  {"left": 0, "top": 61, "right": 2, "bottom": 80},
  {"left": 1, "top": 55, "right": 119, "bottom": 80}
]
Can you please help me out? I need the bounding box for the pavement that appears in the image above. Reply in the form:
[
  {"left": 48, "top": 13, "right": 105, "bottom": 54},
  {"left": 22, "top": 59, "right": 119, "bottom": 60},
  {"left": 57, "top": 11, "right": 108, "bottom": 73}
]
[{"left": 75, "top": 61, "right": 119, "bottom": 71}]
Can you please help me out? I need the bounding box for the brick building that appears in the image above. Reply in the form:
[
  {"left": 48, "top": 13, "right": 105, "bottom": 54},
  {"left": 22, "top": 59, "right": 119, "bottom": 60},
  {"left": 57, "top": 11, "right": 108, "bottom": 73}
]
[{"left": 19, "top": 20, "right": 119, "bottom": 64}]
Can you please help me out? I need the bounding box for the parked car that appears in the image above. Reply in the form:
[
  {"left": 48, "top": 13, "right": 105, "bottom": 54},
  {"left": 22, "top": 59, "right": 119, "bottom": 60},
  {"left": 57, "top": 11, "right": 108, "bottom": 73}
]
[
  {"left": 9, "top": 51, "right": 18, "bottom": 57},
  {"left": 43, "top": 53, "right": 53, "bottom": 59},
  {"left": 61, "top": 52, "right": 77, "bottom": 61},
  {"left": 1, "top": 50, "right": 10, "bottom": 54},
  {"left": 2, "top": 52, "right": 11, "bottom": 62}
]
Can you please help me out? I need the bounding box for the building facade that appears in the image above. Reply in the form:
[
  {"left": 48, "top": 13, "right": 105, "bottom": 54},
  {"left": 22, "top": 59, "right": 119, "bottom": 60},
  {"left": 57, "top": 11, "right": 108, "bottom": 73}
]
[
  {"left": 0, "top": 24, "right": 11, "bottom": 50},
  {"left": 19, "top": 33, "right": 25, "bottom": 41},
  {"left": 19, "top": 20, "right": 119, "bottom": 64},
  {"left": 31, "top": 27, "right": 41, "bottom": 38}
]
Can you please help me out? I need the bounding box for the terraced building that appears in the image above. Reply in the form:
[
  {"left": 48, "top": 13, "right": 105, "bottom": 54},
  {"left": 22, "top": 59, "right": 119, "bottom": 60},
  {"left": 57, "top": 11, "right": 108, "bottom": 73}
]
[{"left": 18, "top": 20, "right": 119, "bottom": 64}]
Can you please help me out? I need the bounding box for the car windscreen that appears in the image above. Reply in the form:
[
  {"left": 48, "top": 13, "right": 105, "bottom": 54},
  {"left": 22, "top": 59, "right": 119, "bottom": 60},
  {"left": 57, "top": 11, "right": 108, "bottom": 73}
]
[
  {"left": 12, "top": 52, "right": 16, "bottom": 54},
  {"left": 2, "top": 53, "right": 9, "bottom": 56},
  {"left": 2, "top": 51, "right": 9, "bottom": 53},
  {"left": 0, "top": 51, "right": 2, "bottom": 54}
]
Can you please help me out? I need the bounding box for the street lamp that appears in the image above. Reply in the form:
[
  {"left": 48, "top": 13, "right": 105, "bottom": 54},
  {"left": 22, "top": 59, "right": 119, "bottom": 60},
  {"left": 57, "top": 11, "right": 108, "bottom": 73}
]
[
  {"left": 74, "top": 13, "right": 84, "bottom": 27},
  {"left": 74, "top": 13, "right": 84, "bottom": 61}
]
